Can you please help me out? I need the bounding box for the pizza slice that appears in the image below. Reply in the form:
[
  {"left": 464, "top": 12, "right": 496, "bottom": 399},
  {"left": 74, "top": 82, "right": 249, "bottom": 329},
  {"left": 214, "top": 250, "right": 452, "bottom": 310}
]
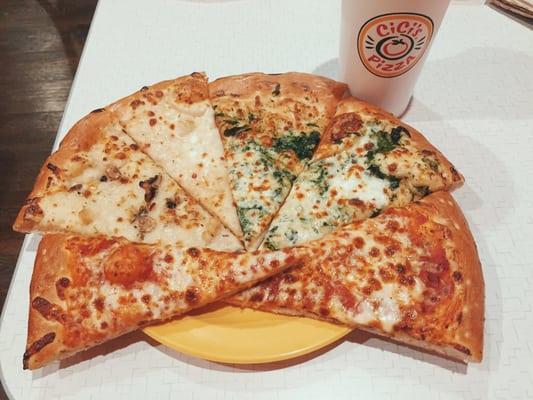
[
  {"left": 13, "top": 108, "right": 241, "bottom": 251},
  {"left": 110, "top": 72, "right": 243, "bottom": 239},
  {"left": 210, "top": 72, "right": 346, "bottom": 250},
  {"left": 261, "top": 97, "right": 464, "bottom": 250},
  {"left": 23, "top": 234, "right": 306, "bottom": 369},
  {"left": 229, "top": 192, "right": 484, "bottom": 362}
]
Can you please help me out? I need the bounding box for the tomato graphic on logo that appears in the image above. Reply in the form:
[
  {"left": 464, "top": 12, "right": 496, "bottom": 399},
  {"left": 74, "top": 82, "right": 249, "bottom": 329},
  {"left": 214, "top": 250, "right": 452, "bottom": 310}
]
[{"left": 358, "top": 13, "right": 433, "bottom": 78}]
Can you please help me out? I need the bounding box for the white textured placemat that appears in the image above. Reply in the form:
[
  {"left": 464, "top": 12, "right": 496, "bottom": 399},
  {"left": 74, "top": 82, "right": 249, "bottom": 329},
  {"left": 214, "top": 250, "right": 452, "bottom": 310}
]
[{"left": 1, "top": 1, "right": 532, "bottom": 399}]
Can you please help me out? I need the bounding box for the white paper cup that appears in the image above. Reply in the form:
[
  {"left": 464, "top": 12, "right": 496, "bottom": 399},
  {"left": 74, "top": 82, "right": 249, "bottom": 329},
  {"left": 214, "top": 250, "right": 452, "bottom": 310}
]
[{"left": 339, "top": 0, "right": 451, "bottom": 116}]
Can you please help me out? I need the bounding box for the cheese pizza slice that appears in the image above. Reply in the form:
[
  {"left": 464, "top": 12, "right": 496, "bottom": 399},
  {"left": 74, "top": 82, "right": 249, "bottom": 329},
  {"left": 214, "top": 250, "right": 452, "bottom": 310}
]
[
  {"left": 23, "top": 234, "right": 306, "bottom": 369},
  {"left": 261, "top": 97, "right": 464, "bottom": 250},
  {"left": 13, "top": 108, "right": 241, "bottom": 251},
  {"left": 210, "top": 73, "right": 346, "bottom": 250},
  {"left": 110, "top": 73, "right": 243, "bottom": 239},
  {"left": 229, "top": 192, "right": 484, "bottom": 362}
]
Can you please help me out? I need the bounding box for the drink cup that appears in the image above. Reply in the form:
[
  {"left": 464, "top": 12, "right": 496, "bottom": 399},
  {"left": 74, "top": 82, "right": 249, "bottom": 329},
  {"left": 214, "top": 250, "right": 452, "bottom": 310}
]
[{"left": 339, "top": 0, "right": 452, "bottom": 116}]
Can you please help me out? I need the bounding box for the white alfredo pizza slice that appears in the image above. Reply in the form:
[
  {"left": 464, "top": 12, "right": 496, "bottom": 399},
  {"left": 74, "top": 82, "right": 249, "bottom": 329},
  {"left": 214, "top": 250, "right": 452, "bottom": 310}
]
[
  {"left": 109, "top": 72, "right": 242, "bottom": 239},
  {"left": 13, "top": 108, "right": 241, "bottom": 251}
]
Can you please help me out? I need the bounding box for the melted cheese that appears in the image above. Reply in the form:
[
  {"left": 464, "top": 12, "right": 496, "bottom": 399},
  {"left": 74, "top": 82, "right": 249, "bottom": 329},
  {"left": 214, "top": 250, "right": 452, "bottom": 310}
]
[
  {"left": 261, "top": 152, "right": 390, "bottom": 250},
  {"left": 35, "top": 123, "right": 241, "bottom": 251},
  {"left": 114, "top": 87, "right": 242, "bottom": 238},
  {"left": 227, "top": 141, "right": 293, "bottom": 250}
]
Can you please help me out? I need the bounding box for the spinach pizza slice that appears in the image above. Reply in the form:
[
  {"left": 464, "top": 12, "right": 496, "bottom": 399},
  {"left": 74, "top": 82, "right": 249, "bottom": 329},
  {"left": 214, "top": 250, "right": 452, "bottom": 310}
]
[
  {"left": 210, "top": 72, "right": 346, "bottom": 250},
  {"left": 261, "top": 97, "right": 464, "bottom": 250}
]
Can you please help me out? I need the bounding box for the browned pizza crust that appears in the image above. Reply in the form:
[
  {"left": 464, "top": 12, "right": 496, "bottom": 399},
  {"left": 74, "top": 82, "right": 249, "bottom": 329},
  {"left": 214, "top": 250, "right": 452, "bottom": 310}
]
[
  {"left": 416, "top": 192, "right": 484, "bottom": 361},
  {"left": 24, "top": 234, "right": 307, "bottom": 369},
  {"left": 13, "top": 110, "right": 112, "bottom": 233},
  {"left": 315, "top": 97, "right": 464, "bottom": 189},
  {"left": 209, "top": 72, "right": 346, "bottom": 116}
]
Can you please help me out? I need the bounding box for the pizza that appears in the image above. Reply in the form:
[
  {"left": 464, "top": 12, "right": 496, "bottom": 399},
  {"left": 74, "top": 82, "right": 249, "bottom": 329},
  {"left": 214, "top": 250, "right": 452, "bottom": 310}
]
[
  {"left": 110, "top": 72, "right": 243, "bottom": 238},
  {"left": 13, "top": 107, "right": 241, "bottom": 251},
  {"left": 210, "top": 73, "right": 346, "bottom": 250},
  {"left": 261, "top": 97, "right": 464, "bottom": 250},
  {"left": 23, "top": 234, "right": 306, "bottom": 369},
  {"left": 14, "top": 71, "right": 484, "bottom": 369},
  {"left": 229, "top": 192, "right": 484, "bottom": 362}
]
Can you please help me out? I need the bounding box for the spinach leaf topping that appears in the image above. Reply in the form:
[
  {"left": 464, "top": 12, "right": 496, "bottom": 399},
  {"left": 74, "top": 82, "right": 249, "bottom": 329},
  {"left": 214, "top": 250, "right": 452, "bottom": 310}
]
[
  {"left": 366, "top": 126, "right": 409, "bottom": 161},
  {"left": 390, "top": 126, "right": 410, "bottom": 144},
  {"left": 273, "top": 130, "right": 320, "bottom": 160},
  {"left": 284, "top": 229, "right": 298, "bottom": 244},
  {"left": 422, "top": 156, "right": 439, "bottom": 172},
  {"left": 367, "top": 164, "right": 400, "bottom": 189},
  {"left": 309, "top": 163, "right": 330, "bottom": 195},
  {"left": 262, "top": 231, "right": 279, "bottom": 251},
  {"left": 237, "top": 204, "right": 264, "bottom": 234}
]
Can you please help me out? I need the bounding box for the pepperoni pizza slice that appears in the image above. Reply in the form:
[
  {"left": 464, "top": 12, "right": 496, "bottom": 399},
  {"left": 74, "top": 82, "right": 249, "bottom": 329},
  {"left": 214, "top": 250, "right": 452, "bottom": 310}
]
[
  {"left": 13, "top": 108, "right": 241, "bottom": 251},
  {"left": 210, "top": 73, "right": 346, "bottom": 250},
  {"left": 229, "top": 192, "right": 484, "bottom": 362},
  {"left": 261, "top": 97, "right": 464, "bottom": 250},
  {"left": 23, "top": 234, "right": 306, "bottom": 369}
]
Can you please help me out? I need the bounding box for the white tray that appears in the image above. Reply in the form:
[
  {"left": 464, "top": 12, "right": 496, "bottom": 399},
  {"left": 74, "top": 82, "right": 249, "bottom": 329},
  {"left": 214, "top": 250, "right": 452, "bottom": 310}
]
[{"left": 1, "top": 1, "right": 532, "bottom": 399}]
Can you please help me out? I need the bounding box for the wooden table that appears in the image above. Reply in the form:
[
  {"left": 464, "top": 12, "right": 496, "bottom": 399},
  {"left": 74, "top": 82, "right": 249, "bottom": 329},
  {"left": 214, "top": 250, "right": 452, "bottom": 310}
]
[{"left": 0, "top": 1, "right": 97, "bottom": 398}]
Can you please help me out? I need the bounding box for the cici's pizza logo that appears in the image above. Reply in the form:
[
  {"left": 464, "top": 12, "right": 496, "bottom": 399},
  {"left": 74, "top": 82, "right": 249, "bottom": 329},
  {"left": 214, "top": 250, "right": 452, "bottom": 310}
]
[{"left": 357, "top": 13, "right": 434, "bottom": 78}]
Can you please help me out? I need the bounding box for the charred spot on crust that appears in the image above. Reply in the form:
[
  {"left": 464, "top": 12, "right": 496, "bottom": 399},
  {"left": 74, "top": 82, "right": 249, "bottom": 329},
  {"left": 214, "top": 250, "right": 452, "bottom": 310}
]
[
  {"left": 55, "top": 277, "right": 70, "bottom": 300},
  {"left": 46, "top": 163, "right": 60, "bottom": 175},
  {"left": 453, "top": 344, "right": 472, "bottom": 356},
  {"left": 23, "top": 332, "right": 56, "bottom": 369},
  {"left": 185, "top": 287, "right": 200, "bottom": 305},
  {"left": 140, "top": 86, "right": 149, "bottom": 92},
  {"left": 450, "top": 166, "right": 462, "bottom": 182},
  {"left": 187, "top": 248, "right": 200, "bottom": 258},
  {"left": 272, "top": 83, "right": 281, "bottom": 96},
  {"left": 91, "top": 107, "right": 105, "bottom": 113},
  {"left": 23, "top": 198, "right": 43, "bottom": 221},
  {"left": 100, "top": 175, "right": 108, "bottom": 182}
]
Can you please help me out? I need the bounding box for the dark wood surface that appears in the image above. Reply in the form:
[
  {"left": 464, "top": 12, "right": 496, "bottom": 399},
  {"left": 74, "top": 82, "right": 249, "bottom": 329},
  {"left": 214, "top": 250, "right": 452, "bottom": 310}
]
[{"left": 0, "top": 0, "right": 97, "bottom": 397}]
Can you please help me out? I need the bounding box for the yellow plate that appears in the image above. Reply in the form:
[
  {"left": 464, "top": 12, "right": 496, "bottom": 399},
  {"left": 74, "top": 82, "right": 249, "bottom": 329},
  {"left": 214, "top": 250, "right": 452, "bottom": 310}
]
[{"left": 143, "top": 304, "right": 351, "bottom": 364}]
